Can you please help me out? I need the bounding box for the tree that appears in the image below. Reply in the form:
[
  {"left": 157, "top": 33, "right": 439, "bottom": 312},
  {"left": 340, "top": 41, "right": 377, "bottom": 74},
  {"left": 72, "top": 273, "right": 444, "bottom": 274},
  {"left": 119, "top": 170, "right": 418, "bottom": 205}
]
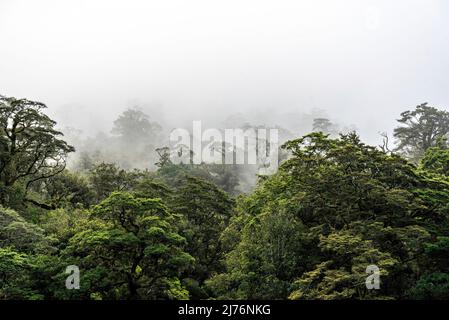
[
  {"left": 89, "top": 163, "right": 143, "bottom": 202},
  {"left": 206, "top": 198, "right": 308, "bottom": 299},
  {"left": 312, "top": 118, "right": 334, "bottom": 134},
  {"left": 0, "top": 206, "right": 55, "bottom": 299},
  {"left": 394, "top": 103, "right": 449, "bottom": 161},
  {"left": 155, "top": 144, "right": 241, "bottom": 195},
  {"left": 289, "top": 227, "right": 400, "bottom": 300},
  {"left": 208, "top": 133, "right": 439, "bottom": 299},
  {"left": 173, "top": 175, "right": 235, "bottom": 298},
  {"left": 408, "top": 273, "right": 449, "bottom": 300},
  {"left": 111, "top": 108, "right": 161, "bottom": 144},
  {"left": 415, "top": 142, "right": 449, "bottom": 226},
  {"left": 0, "top": 96, "right": 74, "bottom": 204},
  {"left": 155, "top": 147, "right": 172, "bottom": 168},
  {"left": 60, "top": 192, "right": 193, "bottom": 300},
  {"left": 33, "top": 170, "right": 95, "bottom": 209},
  {"left": 109, "top": 108, "right": 163, "bottom": 170},
  {"left": 408, "top": 236, "right": 449, "bottom": 299},
  {"left": 0, "top": 247, "right": 36, "bottom": 299},
  {"left": 0, "top": 206, "right": 52, "bottom": 253},
  {"left": 419, "top": 141, "right": 449, "bottom": 176}
]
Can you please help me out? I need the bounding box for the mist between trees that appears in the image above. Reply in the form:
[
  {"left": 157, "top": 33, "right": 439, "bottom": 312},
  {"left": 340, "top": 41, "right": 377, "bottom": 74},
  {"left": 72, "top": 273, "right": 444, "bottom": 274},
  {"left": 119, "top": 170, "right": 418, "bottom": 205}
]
[{"left": 1, "top": 95, "right": 449, "bottom": 300}]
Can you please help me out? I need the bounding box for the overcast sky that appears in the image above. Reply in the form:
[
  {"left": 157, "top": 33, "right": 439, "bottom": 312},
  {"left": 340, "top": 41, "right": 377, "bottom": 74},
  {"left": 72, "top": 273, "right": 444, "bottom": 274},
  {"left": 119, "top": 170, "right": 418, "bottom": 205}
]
[{"left": 1, "top": 0, "right": 448, "bottom": 144}]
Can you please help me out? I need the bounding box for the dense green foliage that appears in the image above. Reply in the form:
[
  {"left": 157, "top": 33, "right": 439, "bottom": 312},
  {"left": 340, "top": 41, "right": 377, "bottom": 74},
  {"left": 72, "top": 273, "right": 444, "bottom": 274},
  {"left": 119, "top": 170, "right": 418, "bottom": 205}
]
[
  {"left": 394, "top": 103, "right": 449, "bottom": 161},
  {"left": 1, "top": 96, "right": 449, "bottom": 300}
]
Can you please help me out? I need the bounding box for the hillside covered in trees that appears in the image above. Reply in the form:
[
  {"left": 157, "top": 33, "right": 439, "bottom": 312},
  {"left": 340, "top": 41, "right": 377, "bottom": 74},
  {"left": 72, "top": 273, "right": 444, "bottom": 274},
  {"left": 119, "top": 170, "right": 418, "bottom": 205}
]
[{"left": 1, "top": 95, "right": 449, "bottom": 300}]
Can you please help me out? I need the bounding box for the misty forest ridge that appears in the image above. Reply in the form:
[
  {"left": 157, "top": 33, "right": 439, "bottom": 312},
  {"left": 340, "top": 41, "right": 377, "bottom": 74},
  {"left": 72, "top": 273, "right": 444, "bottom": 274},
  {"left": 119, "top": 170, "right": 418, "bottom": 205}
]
[
  {"left": 1, "top": 0, "right": 449, "bottom": 302},
  {"left": 1, "top": 95, "right": 449, "bottom": 299}
]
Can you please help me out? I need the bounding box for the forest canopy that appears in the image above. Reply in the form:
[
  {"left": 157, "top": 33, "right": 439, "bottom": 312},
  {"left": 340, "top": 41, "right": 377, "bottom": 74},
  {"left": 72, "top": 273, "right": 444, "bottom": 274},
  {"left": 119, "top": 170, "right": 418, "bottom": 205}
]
[{"left": 1, "top": 95, "right": 449, "bottom": 300}]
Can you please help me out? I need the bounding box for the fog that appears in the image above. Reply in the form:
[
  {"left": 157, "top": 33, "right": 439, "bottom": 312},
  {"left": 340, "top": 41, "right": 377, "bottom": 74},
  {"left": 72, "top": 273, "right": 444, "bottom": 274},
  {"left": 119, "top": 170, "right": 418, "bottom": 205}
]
[{"left": 1, "top": 0, "right": 449, "bottom": 145}]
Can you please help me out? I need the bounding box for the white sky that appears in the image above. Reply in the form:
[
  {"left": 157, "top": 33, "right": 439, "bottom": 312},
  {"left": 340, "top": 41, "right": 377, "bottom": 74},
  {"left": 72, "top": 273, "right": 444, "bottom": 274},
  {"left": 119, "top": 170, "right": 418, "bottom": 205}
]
[{"left": 1, "top": 0, "right": 448, "bottom": 143}]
